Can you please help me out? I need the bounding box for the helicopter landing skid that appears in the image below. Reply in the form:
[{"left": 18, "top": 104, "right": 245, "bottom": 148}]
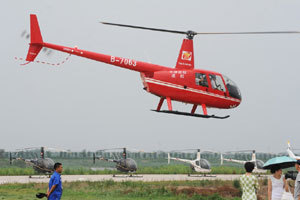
[
  {"left": 112, "top": 174, "right": 143, "bottom": 178},
  {"left": 152, "top": 110, "right": 230, "bottom": 119},
  {"left": 187, "top": 174, "right": 217, "bottom": 177},
  {"left": 29, "top": 175, "right": 50, "bottom": 179}
]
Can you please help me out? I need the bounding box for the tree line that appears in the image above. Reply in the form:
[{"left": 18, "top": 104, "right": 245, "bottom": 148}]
[{"left": 0, "top": 149, "right": 281, "bottom": 162}]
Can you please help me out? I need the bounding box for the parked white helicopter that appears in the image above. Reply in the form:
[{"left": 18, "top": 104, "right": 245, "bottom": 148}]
[
  {"left": 287, "top": 142, "right": 300, "bottom": 160},
  {"left": 167, "top": 149, "right": 217, "bottom": 176},
  {"left": 221, "top": 150, "right": 267, "bottom": 174}
]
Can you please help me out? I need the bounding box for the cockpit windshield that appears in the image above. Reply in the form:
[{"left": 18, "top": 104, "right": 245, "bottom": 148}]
[{"left": 223, "top": 75, "right": 242, "bottom": 100}]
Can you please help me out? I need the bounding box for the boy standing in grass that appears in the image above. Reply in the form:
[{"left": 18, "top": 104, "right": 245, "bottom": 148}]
[
  {"left": 240, "top": 162, "right": 259, "bottom": 200},
  {"left": 47, "top": 162, "right": 63, "bottom": 200}
]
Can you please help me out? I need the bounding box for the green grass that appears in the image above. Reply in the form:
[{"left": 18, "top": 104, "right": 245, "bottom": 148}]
[
  {"left": 0, "top": 180, "right": 242, "bottom": 200},
  {"left": 0, "top": 166, "right": 246, "bottom": 176},
  {"left": 0, "top": 157, "right": 250, "bottom": 176}
]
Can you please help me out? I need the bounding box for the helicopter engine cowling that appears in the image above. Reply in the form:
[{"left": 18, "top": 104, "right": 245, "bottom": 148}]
[{"left": 255, "top": 160, "right": 265, "bottom": 170}]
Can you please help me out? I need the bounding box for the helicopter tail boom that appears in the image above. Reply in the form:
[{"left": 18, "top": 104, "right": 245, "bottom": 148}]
[{"left": 25, "top": 14, "right": 170, "bottom": 73}]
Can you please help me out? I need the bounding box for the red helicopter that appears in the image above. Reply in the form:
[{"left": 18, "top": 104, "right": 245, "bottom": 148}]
[{"left": 23, "top": 14, "right": 299, "bottom": 119}]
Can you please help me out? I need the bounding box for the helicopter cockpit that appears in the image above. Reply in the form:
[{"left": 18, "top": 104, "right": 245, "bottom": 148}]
[
  {"left": 194, "top": 159, "right": 211, "bottom": 170},
  {"left": 195, "top": 73, "right": 241, "bottom": 100},
  {"left": 255, "top": 160, "right": 264, "bottom": 170},
  {"left": 222, "top": 75, "right": 242, "bottom": 100}
]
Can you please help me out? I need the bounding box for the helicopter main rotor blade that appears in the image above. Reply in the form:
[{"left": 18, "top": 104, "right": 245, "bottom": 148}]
[
  {"left": 100, "top": 22, "right": 300, "bottom": 37},
  {"left": 196, "top": 31, "right": 300, "bottom": 35},
  {"left": 224, "top": 150, "right": 254, "bottom": 154},
  {"left": 169, "top": 149, "right": 198, "bottom": 152},
  {"left": 100, "top": 22, "right": 187, "bottom": 35},
  {"left": 202, "top": 150, "right": 220, "bottom": 154},
  {"left": 45, "top": 147, "right": 70, "bottom": 153},
  {"left": 96, "top": 148, "right": 123, "bottom": 152}
]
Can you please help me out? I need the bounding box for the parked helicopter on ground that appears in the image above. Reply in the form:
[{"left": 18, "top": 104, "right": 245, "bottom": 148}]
[
  {"left": 221, "top": 150, "right": 267, "bottom": 174},
  {"left": 168, "top": 149, "right": 216, "bottom": 177},
  {"left": 287, "top": 142, "right": 300, "bottom": 160},
  {"left": 93, "top": 148, "right": 138, "bottom": 177},
  {"left": 10, "top": 147, "right": 61, "bottom": 177},
  {"left": 20, "top": 14, "right": 300, "bottom": 118}
]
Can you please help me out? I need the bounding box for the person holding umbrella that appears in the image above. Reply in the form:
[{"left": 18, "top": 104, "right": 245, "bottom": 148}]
[
  {"left": 267, "top": 164, "right": 289, "bottom": 200},
  {"left": 294, "top": 160, "right": 300, "bottom": 200},
  {"left": 264, "top": 156, "right": 296, "bottom": 200}
]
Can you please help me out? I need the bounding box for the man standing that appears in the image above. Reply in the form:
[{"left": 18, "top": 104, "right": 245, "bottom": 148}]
[
  {"left": 295, "top": 160, "right": 300, "bottom": 200},
  {"left": 240, "top": 162, "right": 260, "bottom": 200},
  {"left": 47, "top": 162, "right": 63, "bottom": 200}
]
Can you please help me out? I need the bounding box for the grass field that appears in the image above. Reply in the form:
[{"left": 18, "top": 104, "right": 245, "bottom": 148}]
[
  {"left": 0, "top": 179, "right": 255, "bottom": 200},
  {"left": 0, "top": 165, "right": 246, "bottom": 176}
]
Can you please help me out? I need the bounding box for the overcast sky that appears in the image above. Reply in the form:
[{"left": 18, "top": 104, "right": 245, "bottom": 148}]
[{"left": 0, "top": 0, "right": 299, "bottom": 153}]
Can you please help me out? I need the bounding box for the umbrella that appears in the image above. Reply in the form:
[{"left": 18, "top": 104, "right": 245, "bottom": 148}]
[{"left": 263, "top": 156, "right": 296, "bottom": 169}]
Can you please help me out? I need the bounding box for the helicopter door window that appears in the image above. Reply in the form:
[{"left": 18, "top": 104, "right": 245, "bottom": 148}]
[
  {"left": 195, "top": 73, "right": 208, "bottom": 87},
  {"left": 209, "top": 74, "right": 226, "bottom": 92}
]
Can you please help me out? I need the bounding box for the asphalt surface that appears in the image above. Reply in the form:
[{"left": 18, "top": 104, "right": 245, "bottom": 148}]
[{"left": 0, "top": 174, "right": 264, "bottom": 185}]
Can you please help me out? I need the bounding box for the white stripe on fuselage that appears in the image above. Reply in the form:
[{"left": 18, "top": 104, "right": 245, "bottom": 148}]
[{"left": 145, "top": 78, "right": 241, "bottom": 103}]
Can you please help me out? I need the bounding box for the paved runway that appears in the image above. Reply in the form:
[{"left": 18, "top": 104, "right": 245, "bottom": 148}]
[{"left": 0, "top": 174, "right": 251, "bottom": 185}]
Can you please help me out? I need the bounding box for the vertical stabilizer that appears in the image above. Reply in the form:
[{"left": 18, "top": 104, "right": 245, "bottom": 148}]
[
  {"left": 287, "top": 141, "right": 297, "bottom": 159},
  {"left": 25, "top": 14, "right": 44, "bottom": 62},
  {"left": 175, "top": 39, "right": 194, "bottom": 70}
]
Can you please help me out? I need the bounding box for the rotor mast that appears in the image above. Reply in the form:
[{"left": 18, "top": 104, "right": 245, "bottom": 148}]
[{"left": 186, "top": 31, "right": 197, "bottom": 40}]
